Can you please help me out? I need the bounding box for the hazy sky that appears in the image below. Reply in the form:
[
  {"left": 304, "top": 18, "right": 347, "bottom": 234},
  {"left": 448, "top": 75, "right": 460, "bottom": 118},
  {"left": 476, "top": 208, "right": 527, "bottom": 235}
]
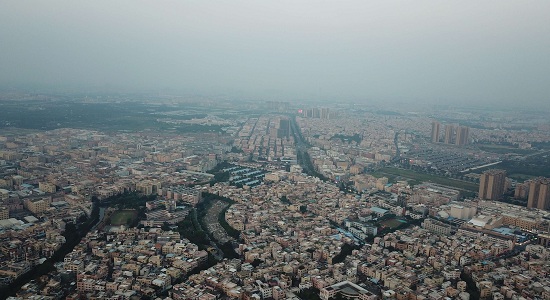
[{"left": 1, "top": 1, "right": 549, "bottom": 104}]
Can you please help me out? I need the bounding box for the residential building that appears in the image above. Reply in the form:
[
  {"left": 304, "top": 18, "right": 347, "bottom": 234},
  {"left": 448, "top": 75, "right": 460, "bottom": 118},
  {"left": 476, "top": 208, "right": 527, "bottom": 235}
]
[
  {"left": 479, "top": 170, "right": 506, "bottom": 200},
  {"left": 0, "top": 206, "right": 9, "bottom": 220},
  {"left": 527, "top": 177, "right": 550, "bottom": 210},
  {"left": 444, "top": 124, "right": 454, "bottom": 144},
  {"left": 431, "top": 121, "right": 441, "bottom": 143},
  {"left": 39, "top": 182, "right": 56, "bottom": 193},
  {"left": 455, "top": 126, "right": 469, "bottom": 146},
  {"left": 0, "top": 188, "right": 9, "bottom": 201}
]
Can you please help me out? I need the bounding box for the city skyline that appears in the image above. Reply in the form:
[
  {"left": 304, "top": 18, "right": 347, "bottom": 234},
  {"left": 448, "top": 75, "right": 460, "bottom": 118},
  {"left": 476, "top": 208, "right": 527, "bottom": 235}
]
[
  {"left": 2, "top": 99, "right": 550, "bottom": 299},
  {"left": 2, "top": 1, "right": 550, "bottom": 299}
]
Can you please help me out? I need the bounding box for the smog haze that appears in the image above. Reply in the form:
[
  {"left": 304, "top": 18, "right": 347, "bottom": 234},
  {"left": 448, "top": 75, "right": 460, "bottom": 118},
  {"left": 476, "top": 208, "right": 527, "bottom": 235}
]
[{"left": 1, "top": 1, "right": 549, "bottom": 106}]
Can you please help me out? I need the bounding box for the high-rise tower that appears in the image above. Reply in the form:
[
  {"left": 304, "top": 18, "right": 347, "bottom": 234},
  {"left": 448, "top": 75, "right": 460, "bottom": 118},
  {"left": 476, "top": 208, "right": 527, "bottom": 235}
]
[
  {"left": 431, "top": 121, "right": 441, "bottom": 143},
  {"left": 527, "top": 178, "right": 550, "bottom": 210},
  {"left": 277, "top": 118, "right": 290, "bottom": 138},
  {"left": 444, "top": 124, "right": 455, "bottom": 144},
  {"left": 479, "top": 169, "right": 507, "bottom": 200},
  {"left": 455, "top": 126, "right": 470, "bottom": 146},
  {"left": 320, "top": 108, "right": 330, "bottom": 119}
]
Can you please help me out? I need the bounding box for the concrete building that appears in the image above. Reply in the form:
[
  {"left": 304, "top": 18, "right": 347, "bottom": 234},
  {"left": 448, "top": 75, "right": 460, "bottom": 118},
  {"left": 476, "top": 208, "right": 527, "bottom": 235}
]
[
  {"left": 39, "top": 182, "right": 56, "bottom": 193},
  {"left": 320, "top": 281, "right": 378, "bottom": 300},
  {"left": 0, "top": 206, "right": 9, "bottom": 220},
  {"left": 159, "top": 185, "right": 202, "bottom": 206},
  {"left": 136, "top": 180, "right": 162, "bottom": 196},
  {"left": 538, "top": 233, "right": 550, "bottom": 247},
  {"left": 277, "top": 118, "right": 290, "bottom": 139},
  {"left": 455, "top": 126, "right": 470, "bottom": 146},
  {"left": 479, "top": 170, "right": 507, "bottom": 201},
  {"left": 449, "top": 204, "right": 477, "bottom": 220},
  {"left": 431, "top": 121, "right": 441, "bottom": 143},
  {"left": 527, "top": 177, "right": 550, "bottom": 210},
  {"left": 514, "top": 182, "right": 529, "bottom": 199},
  {"left": 444, "top": 124, "right": 455, "bottom": 144},
  {"left": 422, "top": 218, "right": 452, "bottom": 235},
  {"left": 0, "top": 188, "right": 10, "bottom": 201},
  {"left": 24, "top": 197, "right": 51, "bottom": 214}
]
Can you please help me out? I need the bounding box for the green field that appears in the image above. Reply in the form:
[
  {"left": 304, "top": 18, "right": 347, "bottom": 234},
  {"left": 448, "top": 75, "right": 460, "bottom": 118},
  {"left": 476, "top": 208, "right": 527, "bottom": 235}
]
[
  {"left": 477, "top": 144, "right": 536, "bottom": 155},
  {"left": 369, "top": 167, "right": 479, "bottom": 192},
  {"left": 379, "top": 218, "right": 406, "bottom": 229},
  {"left": 109, "top": 210, "right": 138, "bottom": 226},
  {"left": 508, "top": 173, "right": 536, "bottom": 181},
  {"left": 489, "top": 157, "right": 550, "bottom": 179}
]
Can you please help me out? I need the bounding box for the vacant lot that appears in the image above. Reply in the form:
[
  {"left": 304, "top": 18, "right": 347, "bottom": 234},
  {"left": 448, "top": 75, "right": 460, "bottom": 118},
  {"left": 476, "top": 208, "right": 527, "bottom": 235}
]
[
  {"left": 109, "top": 210, "right": 138, "bottom": 226},
  {"left": 370, "top": 167, "right": 479, "bottom": 192}
]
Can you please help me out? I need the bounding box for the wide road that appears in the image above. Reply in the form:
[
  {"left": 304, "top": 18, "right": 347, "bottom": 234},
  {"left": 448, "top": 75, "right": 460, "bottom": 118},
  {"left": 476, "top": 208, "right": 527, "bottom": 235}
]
[{"left": 290, "top": 117, "right": 313, "bottom": 172}]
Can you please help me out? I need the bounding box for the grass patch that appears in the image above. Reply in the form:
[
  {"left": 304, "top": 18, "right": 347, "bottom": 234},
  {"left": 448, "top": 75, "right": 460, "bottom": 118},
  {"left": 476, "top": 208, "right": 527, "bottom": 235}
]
[
  {"left": 477, "top": 144, "right": 536, "bottom": 155},
  {"left": 509, "top": 173, "right": 536, "bottom": 181},
  {"left": 376, "top": 217, "right": 414, "bottom": 236},
  {"left": 492, "top": 158, "right": 550, "bottom": 179},
  {"left": 380, "top": 218, "right": 405, "bottom": 229},
  {"left": 368, "top": 171, "right": 397, "bottom": 183},
  {"left": 370, "top": 167, "right": 479, "bottom": 192},
  {"left": 109, "top": 210, "right": 138, "bottom": 226}
]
